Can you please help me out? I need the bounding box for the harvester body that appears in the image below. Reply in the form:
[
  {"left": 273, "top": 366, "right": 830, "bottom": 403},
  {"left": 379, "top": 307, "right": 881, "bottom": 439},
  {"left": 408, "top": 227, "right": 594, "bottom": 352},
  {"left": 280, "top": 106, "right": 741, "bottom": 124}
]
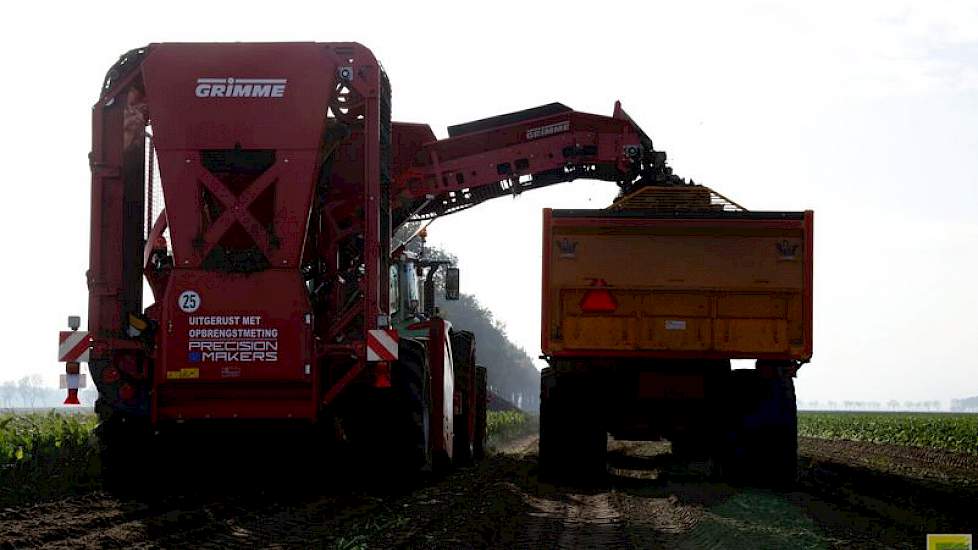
[{"left": 64, "top": 40, "right": 743, "bottom": 479}]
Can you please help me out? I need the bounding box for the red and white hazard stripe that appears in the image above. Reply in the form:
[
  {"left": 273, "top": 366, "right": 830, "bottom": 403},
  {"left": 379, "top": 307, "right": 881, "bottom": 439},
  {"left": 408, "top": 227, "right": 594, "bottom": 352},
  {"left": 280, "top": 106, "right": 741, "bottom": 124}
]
[
  {"left": 58, "top": 331, "right": 91, "bottom": 362},
  {"left": 366, "top": 329, "right": 399, "bottom": 361}
]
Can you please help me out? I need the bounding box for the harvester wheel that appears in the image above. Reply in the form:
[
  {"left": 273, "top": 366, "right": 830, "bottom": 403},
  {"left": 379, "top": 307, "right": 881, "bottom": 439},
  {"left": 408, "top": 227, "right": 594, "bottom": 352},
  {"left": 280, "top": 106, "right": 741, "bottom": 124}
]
[
  {"left": 95, "top": 399, "right": 153, "bottom": 493},
  {"left": 473, "top": 366, "right": 488, "bottom": 460}
]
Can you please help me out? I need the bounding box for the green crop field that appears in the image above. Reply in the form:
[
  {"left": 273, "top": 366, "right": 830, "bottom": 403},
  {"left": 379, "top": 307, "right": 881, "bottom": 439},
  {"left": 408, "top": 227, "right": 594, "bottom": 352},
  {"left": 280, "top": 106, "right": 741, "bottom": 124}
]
[
  {"left": 487, "top": 410, "right": 537, "bottom": 446},
  {"left": 0, "top": 411, "right": 100, "bottom": 505},
  {"left": 798, "top": 411, "right": 978, "bottom": 455}
]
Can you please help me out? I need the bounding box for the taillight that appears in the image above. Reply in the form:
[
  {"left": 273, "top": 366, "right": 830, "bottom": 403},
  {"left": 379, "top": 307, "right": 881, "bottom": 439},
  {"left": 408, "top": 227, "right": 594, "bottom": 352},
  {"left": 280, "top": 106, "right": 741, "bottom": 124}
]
[
  {"left": 119, "top": 383, "right": 136, "bottom": 402},
  {"left": 102, "top": 366, "right": 120, "bottom": 383},
  {"left": 580, "top": 278, "right": 618, "bottom": 313},
  {"left": 373, "top": 361, "right": 392, "bottom": 388}
]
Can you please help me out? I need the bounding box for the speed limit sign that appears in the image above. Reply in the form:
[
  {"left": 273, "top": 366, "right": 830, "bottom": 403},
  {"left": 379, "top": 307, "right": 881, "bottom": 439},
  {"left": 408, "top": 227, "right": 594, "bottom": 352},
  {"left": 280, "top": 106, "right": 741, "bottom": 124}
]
[{"left": 178, "top": 290, "right": 201, "bottom": 313}]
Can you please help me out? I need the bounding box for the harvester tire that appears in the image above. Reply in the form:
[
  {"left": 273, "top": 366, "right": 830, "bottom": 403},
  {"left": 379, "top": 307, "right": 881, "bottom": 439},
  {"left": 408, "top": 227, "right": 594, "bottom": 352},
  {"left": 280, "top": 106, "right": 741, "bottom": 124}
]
[{"left": 95, "top": 400, "right": 153, "bottom": 494}]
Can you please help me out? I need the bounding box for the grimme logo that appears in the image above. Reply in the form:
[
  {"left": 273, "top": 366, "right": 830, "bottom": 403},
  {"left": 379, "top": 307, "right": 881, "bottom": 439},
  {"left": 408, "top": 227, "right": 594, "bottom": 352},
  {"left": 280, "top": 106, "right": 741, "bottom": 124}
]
[{"left": 195, "top": 77, "right": 287, "bottom": 98}]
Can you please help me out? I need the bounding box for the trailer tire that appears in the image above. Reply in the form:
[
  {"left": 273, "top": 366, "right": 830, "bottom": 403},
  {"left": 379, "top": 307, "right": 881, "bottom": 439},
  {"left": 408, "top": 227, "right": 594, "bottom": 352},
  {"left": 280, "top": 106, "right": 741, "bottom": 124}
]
[
  {"left": 451, "top": 331, "right": 475, "bottom": 465},
  {"left": 539, "top": 369, "right": 607, "bottom": 483},
  {"left": 722, "top": 369, "right": 797, "bottom": 486},
  {"left": 473, "top": 366, "right": 487, "bottom": 460},
  {"left": 538, "top": 368, "right": 564, "bottom": 479}
]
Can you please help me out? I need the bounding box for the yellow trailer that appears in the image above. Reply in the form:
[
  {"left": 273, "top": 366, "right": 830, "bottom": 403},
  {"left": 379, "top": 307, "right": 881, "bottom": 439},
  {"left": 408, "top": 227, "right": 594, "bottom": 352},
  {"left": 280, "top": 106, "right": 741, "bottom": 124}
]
[{"left": 538, "top": 185, "right": 813, "bottom": 484}]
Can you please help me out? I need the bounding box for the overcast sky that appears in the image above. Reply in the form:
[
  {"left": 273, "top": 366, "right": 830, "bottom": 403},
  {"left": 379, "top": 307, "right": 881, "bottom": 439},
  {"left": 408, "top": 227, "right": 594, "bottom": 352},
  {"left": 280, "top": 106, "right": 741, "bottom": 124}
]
[{"left": 1, "top": 1, "right": 975, "bottom": 405}]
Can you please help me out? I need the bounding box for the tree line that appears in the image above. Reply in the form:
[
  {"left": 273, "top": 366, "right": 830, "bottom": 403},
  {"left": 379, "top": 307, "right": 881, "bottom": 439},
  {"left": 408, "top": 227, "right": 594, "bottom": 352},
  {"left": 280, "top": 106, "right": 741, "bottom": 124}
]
[
  {"left": 0, "top": 375, "right": 97, "bottom": 409},
  {"left": 798, "top": 399, "right": 953, "bottom": 412}
]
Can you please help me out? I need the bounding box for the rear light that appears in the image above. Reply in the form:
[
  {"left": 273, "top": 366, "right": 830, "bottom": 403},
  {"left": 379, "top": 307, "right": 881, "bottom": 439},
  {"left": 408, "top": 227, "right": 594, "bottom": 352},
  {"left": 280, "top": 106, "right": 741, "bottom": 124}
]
[
  {"left": 373, "top": 361, "right": 392, "bottom": 388},
  {"left": 580, "top": 278, "right": 618, "bottom": 313},
  {"left": 119, "top": 383, "right": 136, "bottom": 402},
  {"left": 102, "top": 366, "right": 120, "bottom": 383}
]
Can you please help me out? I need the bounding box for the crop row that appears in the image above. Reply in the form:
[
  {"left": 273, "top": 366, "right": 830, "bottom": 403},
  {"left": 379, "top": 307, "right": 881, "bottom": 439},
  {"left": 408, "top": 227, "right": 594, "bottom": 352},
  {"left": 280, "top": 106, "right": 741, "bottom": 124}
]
[
  {"left": 0, "top": 411, "right": 100, "bottom": 505},
  {"left": 798, "top": 411, "right": 978, "bottom": 455}
]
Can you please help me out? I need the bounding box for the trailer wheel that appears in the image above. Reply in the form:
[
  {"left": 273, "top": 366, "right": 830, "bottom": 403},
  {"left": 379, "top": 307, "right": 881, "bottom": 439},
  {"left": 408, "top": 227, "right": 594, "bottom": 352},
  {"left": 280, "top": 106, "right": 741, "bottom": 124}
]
[
  {"left": 539, "top": 369, "right": 606, "bottom": 483},
  {"left": 722, "top": 369, "right": 797, "bottom": 486},
  {"left": 538, "top": 368, "right": 563, "bottom": 478},
  {"left": 473, "top": 366, "right": 488, "bottom": 460}
]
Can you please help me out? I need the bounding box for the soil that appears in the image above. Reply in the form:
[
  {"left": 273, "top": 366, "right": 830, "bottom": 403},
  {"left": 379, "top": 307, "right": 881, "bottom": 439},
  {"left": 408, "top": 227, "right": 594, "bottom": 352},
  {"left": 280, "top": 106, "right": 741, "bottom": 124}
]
[{"left": 1, "top": 435, "right": 975, "bottom": 549}]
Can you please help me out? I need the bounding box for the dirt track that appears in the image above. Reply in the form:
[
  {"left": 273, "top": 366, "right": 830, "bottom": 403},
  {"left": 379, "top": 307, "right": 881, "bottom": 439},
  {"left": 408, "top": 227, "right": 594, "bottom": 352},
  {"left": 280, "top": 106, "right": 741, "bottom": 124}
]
[{"left": 1, "top": 435, "right": 976, "bottom": 549}]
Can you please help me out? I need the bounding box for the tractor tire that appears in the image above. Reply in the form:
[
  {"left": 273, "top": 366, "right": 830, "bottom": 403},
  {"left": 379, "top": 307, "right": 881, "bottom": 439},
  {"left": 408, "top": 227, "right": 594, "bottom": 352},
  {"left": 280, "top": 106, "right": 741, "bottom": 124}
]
[
  {"left": 390, "top": 337, "right": 432, "bottom": 473},
  {"left": 473, "top": 366, "right": 488, "bottom": 460},
  {"left": 450, "top": 331, "right": 475, "bottom": 465},
  {"left": 721, "top": 369, "right": 798, "bottom": 487}
]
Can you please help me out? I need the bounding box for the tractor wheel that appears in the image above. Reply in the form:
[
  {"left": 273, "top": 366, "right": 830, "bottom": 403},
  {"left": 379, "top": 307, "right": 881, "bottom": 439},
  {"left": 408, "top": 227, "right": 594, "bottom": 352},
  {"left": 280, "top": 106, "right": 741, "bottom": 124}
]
[
  {"left": 473, "top": 366, "right": 488, "bottom": 460},
  {"left": 721, "top": 369, "right": 798, "bottom": 486},
  {"left": 390, "top": 337, "right": 432, "bottom": 473},
  {"left": 450, "top": 331, "right": 475, "bottom": 465}
]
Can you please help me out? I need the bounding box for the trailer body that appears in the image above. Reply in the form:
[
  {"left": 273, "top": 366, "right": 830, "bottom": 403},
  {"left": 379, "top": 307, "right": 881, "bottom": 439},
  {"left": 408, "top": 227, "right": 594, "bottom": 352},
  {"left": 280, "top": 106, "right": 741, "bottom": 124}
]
[
  {"left": 542, "top": 209, "right": 813, "bottom": 361},
  {"left": 539, "top": 186, "right": 814, "bottom": 483}
]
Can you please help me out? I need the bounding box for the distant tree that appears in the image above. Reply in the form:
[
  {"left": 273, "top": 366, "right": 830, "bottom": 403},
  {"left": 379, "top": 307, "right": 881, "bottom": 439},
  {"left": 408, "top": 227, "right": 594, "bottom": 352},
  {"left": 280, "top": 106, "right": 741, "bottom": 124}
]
[
  {"left": 17, "top": 374, "right": 45, "bottom": 408},
  {"left": 887, "top": 400, "right": 900, "bottom": 410},
  {"left": 950, "top": 396, "right": 978, "bottom": 412},
  {"left": 79, "top": 386, "right": 98, "bottom": 406},
  {"left": 0, "top": 380, "right": 15, "bottom": 408},
  {"left": 827, "top": 400, "right": 838, "bottom": 410},
  {"left": 425, "top": 246, "right": 541, "bottom": 412}
]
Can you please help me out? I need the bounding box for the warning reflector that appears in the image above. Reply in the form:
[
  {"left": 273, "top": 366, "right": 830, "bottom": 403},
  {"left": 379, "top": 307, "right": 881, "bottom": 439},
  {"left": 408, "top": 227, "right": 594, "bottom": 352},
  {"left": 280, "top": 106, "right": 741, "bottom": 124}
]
[
  {"left": 366, "top": 329, "right": 399, "bottom": 361},
  {"left": 58, "top": 331, "right": 91, "bottom": 362},
  {"left": 579, "top": 279, "right": 617, "bottom": 313},
  {"left": 59, "top": 373, "right": 87, "bottom": 389}
]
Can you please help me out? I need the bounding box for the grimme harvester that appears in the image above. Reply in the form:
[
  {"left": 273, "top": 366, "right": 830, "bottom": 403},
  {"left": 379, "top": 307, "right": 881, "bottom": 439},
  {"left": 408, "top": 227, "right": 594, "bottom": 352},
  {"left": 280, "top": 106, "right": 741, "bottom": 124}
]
[{"left": 59, "top": 42, "right": 691, "bottom": 480}]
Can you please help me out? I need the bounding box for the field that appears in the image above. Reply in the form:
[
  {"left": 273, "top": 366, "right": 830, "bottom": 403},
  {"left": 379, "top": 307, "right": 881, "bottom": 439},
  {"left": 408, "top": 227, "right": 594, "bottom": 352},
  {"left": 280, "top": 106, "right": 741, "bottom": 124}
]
[
  {"left": 798, "top": 411, "right": 978, "bottom": 455},
  {"left": 0, "top": 411, "right": 99, "bottom": 505},
  {"left": 0, "top": 409, "right": 535, "bottom": 506},
  {"left": 1, "top": 409, "right": 976, "bottom": 548}
]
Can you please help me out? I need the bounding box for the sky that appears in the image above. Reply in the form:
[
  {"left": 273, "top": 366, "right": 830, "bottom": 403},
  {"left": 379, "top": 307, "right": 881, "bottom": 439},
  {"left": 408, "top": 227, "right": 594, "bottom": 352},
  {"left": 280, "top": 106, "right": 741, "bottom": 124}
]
[{"left": 0, "top": 1, "right": 975, "bottom": 405}]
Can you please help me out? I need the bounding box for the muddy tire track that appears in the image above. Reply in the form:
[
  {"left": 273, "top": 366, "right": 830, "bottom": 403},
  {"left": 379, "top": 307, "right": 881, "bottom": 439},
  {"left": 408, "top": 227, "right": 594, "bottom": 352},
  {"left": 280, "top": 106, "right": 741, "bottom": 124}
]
[{"left": 2, "top": 434, "right": 977, "bottom": 549}]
